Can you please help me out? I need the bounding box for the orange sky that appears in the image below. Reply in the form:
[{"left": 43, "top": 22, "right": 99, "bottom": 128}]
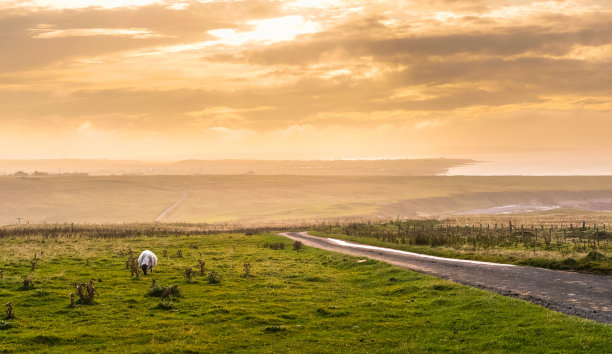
[{"left": 1, "top": 0, "right": 611, "bottom": 160}]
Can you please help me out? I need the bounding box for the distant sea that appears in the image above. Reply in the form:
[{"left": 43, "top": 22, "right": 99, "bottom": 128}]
[{"left": 444, "top": 152, "right": 612, "bottom": 176}]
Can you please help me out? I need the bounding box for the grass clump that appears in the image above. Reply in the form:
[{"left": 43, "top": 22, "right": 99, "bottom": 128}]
[
  {"left": 0, "top": 320, "right": 14, "bottom": 330},
  {"left": 263, "top": 326, "right": 286, "bottom": 333},
  {"left": 263, "top": 242, "right": 285, "bottom": 250},
  {"left": 153, "top": 302, "right": 175, "bottom": 311}
]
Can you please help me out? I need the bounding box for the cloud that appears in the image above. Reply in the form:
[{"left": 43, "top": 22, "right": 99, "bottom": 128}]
[
  {"left": 30, "top": 27, "right": 168, "bottom": 39},
  {"left": 0, "top": 0, "right": 283, "bottom": 71},
  {"left": 244, "top": 22, "right": 612, "bottom": 66},
  {"left": 0, "top": 0, "right": 611, "bottom": 159}
]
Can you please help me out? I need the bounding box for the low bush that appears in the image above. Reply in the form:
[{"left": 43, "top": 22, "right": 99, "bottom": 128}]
[
  {"left": 243, "top": 263, "right": 252, "bottom": 277},
  {"left": 185, "top": 267, "right": 196, "bottom": 281},
  {"left": 208, "top": 270, "right": 222, "bottom": 284},
  {"left": 5, "top": 302, "right": 15, "bottom": 319},
  {"left": 263, "top": 242, "right": 285, "bottom": 250},
  {"left": 293, "top": 240, "right": 303, "bottom": 251},
  {"left": 147, "top": 282, "right": 182, "bottom": 298},
  {"left": 0, "top": 320, "right": 14, "bottom": 330},
  {"left": 74, "top": 280, "right": 98, "bottom": 305},
  {"left": 584, "top": 251, "right": 607, "bottom": 262}
]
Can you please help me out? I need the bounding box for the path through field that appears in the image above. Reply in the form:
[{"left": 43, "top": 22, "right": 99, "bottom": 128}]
[
  {"left": 154, "top": 190, "right": 188, "bottom": 222},
  {"left": 281, "top": 232, "right": 612, "bottom": 324}
]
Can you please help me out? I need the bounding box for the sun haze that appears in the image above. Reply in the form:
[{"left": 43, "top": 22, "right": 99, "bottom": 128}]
[{"left": 1, "top": 0, "right": 611, "bottom": 164}]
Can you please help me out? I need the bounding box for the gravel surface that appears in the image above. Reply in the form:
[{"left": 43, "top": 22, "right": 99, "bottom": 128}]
[{"left": 281, "top": 232, "right": 612, "bottom": 324}]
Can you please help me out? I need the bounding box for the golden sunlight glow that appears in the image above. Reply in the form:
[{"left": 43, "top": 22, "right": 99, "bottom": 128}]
[
  {"left": 30, "top": 27, "right": 166, "bottom": 39},
  {"left": 22, "top": 0, "right": 162, "bottom": 9},
  {"left": 208, "top": 16, "right": 320, "bottom": 46},
  {"left": 0, "top": 0, "right": 610, "bottom": 161}
]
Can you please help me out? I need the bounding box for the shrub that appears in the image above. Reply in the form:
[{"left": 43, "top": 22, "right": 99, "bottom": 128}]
[
  {"left": 23, "top": 277, "right": 33, "bottom": 287},
  {"left": 146, "top": 282, "right": 182, "bottom": 299},
  {"left": 198, "top": 259, "right": 206, "bottom": 275},
  {"left": 0, "top": 320, "right": 13, "bottom": 330},
  {"left": 5, "top": 302, "right": 15, "bottom": 319},
  {"left": 74, "top": 280, "right": 98, "bottom": 305},
  {"left": 584, "top": 251, "right": 607, "bottom": 262},
  {"left": 126, "top": 253, "right": 141, "bottom": 278},
  {"left": 293, "top": 240, "right": 303, "bottom": 251},
  {"left": 208, "top": 270, "right": 222, "bottom": 284},
  {"left": 30, "top": 256, "right": 39, "bottom": 271},
  {"left": 185, "top": 267, "right": 196, "bottom": 281},
  {"left": 243, "top": 263, "right": 252, "bottom": 277},
  {"left": 264, "top": 242, "right": 285, "bottom": 250},
  {"left": 19, "top": 276, "right": 34, "bottom": 290},
  {"left": 562, "top": 258, "right": 577, "bottom": 266}
]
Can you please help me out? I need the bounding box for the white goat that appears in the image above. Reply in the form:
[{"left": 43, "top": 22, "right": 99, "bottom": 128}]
[{"left": 138, "top": 250, "right": 158, "bottom": 275}]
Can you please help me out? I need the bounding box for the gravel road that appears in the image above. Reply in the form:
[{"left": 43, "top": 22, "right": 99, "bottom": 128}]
[{"left": 281, "top": 232, "right": 612, "bottom": 324}]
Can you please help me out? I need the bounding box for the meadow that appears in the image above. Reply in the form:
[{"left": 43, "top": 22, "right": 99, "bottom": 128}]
[
  {"left": 0, "top": 229, "right": 610, "bottom": 352},
  {"left": 2, "top": 175, "right": 612, "bottom": 225}
]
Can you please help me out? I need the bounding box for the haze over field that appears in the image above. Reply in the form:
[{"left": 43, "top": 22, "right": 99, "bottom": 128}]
[
  {"left": 1, "top": 0, "right": 611, "bottom": 172},
  {"left": 2, "top": 175, "right": 612, "bottom": 224}
]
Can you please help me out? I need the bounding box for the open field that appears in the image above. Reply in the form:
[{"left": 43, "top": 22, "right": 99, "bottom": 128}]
[
  {"left": 0, "top": 231, "right": 610, "bottom": 352},
  {"left": 2, "top": 175, "right": 612, "bottom": 225}
]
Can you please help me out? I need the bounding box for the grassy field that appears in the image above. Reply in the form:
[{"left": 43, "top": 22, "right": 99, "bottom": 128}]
[
  {"left": 2, "top": 175, "right": 612, "bottom": 224},
  {"left": 0, "top": 231, "right": 610, "bottom": 352}
]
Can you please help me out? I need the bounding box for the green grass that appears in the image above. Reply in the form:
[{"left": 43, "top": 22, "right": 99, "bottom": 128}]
[{"left": 0, "top": 233, "right": 610, "bottom": 352}]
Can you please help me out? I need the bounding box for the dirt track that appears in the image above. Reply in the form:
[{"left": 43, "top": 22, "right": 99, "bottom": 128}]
[
  {"left": 281, "top": 232, "right": 612, "bottom": 324},
  {"left": 154, "top": 190, "right": 188, "bottom": 222}
]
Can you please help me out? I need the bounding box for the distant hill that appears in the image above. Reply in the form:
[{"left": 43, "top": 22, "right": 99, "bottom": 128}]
[
  {"left": 0, "top": 158, "right": 474, "bottom": 176},
  {"left": 1, "top": 175, "right": 611, "bottom": 225}
]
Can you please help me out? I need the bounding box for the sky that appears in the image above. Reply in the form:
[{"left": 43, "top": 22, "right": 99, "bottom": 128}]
[{"left": 1, "top": 0, "right": 611, "bottom": 162}]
